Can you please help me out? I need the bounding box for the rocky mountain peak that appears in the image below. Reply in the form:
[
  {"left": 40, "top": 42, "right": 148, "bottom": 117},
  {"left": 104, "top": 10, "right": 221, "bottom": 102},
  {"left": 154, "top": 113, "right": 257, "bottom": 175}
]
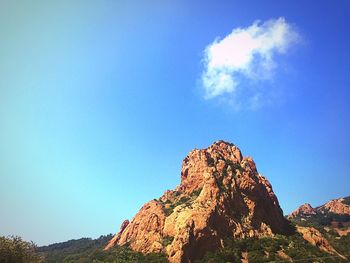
[
  {"left": 105, "top": 141, "right": 291, "bottom": 263},
  {"left": 288, "top": 203, "right": 316, "bottom": 219},
  {"left": 178, "top": 140, "right": 243, "bottom": 195}
]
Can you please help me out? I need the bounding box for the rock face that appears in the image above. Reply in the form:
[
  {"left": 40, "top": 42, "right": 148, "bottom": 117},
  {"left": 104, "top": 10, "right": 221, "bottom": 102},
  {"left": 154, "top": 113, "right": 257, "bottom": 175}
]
[
  {"left": 288, "top": 196, "right": 350, "bottom": 227},
  {"left": 288, "top": 203, "right": 316, "bottom": 219},
  {"left": 296, "top": 226, "right": 345, "bottom": 259},
  {"left": 322, "top": 197, "right": 350, "bottom": 215},
  {"left": 106, "top": 141, "right": 291, "bottom": 263},
  {"left": 104, "top": 220, "right": 129, "bottom": 250}
]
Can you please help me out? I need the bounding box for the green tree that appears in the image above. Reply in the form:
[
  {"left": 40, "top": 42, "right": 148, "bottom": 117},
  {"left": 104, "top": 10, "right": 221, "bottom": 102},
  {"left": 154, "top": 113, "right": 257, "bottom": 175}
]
[{"left": 0, "top": 235, "right": 43, "bottom": 263}]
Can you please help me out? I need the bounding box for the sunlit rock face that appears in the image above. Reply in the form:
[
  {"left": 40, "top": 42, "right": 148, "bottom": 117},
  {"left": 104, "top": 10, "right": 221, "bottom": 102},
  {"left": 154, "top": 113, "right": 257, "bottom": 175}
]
[
  {"left": 288, "top": 203, "right": 317, "bottom": 219},
  {"left": 106, "top": 140, "right": 291, "bottom": 263}
]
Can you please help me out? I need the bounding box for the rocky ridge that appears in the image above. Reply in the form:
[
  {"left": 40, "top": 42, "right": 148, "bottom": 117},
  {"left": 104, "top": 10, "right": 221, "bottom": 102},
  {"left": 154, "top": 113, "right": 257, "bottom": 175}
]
[
  {"left": 322, "top": 197, "right": 350, "bottom": 215},
  {"left": 105, "top": 141, "right": 291, "bottom": 263},
  {"left": 287, "top": 203, "right": 316, "bottom": 219},
  {"left": 288, "top": 196, "right": 350, "bottom": 229},
  {"left": 289, "top": 197, "right": 350, "bottom": 220},
  {"left": 288, "top": 196, "right": 350, "bottom": 261}
]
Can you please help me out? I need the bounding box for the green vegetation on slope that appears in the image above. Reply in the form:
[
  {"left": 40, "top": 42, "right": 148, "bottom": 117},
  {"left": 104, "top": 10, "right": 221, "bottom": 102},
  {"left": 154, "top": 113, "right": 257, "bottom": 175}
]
[
  {"left": 342, "top": 196, "right": 350, "bottom": 206},
  {"left": 195, "top": 232, "right": 349, "bottom": 263},
  {"left": 292, "top": 212, "right": 350, "bottom": 228},
  {"left": 3, "top": 213, "right": 350, "bottom": 263},
  {"left": 37, "top": 235, "right": 168, "bottom": 263},
  {"left": 2, "top": 229, "right": 349, "bottom": 262},
  {"left": 160, "top": 188, "right": 202, "bottom": 216},
  {"left": 291, "top": 218, "right": 350, "bottom": 258}
]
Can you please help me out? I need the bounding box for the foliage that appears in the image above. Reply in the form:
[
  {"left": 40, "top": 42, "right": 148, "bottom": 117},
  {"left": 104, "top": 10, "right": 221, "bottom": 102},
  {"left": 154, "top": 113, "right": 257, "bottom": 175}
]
[
  {"left": 162, "top": 236, "right": 174, "bottom": 247},
  {"left": 3, "top": 225, "right": 350, "bottom": 262},
  {"left": 3, "top": 234, "right": 166, "bottom": 262},
  {"left": 308, "top": 223, "right": 350, "bottom": 256},
  {"left": 330, "top": 232, "right": 350, "bottom": 255},
  {"left": 162, "top": 189, "right": 202, "bottom": 216},
  {"left": 226, "top": 160, "right": 244, "bottom": 173},
  {"left": 206, "top": 156, "right": 215, "bottom": 167},
  {"left": 291, "top": 210, "right": 350, "bottom": 227},
  {"left": 37, "top": 235, "right": 168, "bottom": 263},
  {"left": 0, "top": 235, "right": 43, "bottom": 263},
  {"left": 342, "top": 196, "right": 350, "bottom": 206},
  {"left": 163, "top": 205, "right": 175, "bottom": 217},
  {"left": 194, "top": 233, "right": 349, "bottom": 263}
]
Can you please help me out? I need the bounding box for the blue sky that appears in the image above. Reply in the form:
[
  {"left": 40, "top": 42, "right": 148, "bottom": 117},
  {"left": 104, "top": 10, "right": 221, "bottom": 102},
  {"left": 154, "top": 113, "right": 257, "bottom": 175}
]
[{"left": 1, "top": 0, "right": 350, "bottom": 245}]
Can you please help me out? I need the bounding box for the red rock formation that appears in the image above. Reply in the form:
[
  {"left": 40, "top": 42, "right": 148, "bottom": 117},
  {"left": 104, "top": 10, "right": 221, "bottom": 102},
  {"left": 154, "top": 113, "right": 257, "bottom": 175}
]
[
  {"left": 288, "top": 203, "right": 316, "bottom": 219},
  {"left": 322, "top": 198, "right": 350, "bottom": 215},
  {"left": 104, "top": 220, "right": 129, "bottom": 250},
  {"left": 288, "top": 197, "right": 350, "bottom": 220},
  {"left": 106, "top": 141, "right": 291, "bottom": 263},
  {"left": 296, "top": 226, "right": 345, "bottom": 259}
]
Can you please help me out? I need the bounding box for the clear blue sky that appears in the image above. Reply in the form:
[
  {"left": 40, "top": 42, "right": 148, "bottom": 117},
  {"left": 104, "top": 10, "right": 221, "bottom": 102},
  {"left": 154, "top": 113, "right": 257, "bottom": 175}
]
[{"left": 1, "top": 0, "right": 349, "bottom": 245}]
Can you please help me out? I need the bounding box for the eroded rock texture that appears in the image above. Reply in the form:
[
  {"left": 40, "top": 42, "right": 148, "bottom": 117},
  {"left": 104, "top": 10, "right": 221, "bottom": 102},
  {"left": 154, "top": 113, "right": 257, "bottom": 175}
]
[{"left": 106, "top": 141, "right": 291, "bottom": 263}]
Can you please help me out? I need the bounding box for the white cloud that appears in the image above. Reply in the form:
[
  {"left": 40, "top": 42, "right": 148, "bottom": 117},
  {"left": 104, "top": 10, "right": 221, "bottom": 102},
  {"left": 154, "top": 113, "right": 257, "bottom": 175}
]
[{"left": 201, "top": 17, "right": 300, "bottom": 106}]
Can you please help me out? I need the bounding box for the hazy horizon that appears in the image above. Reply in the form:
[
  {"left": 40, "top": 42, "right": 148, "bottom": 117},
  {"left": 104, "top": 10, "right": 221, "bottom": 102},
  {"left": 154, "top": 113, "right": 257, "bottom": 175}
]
[{"left": 1, "top": 0, "right": 350, "bottom": 246}]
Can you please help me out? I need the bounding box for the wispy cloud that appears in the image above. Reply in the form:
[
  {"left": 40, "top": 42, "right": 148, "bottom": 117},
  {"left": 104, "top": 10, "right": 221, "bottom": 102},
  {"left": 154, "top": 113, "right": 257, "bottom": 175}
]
[{"left": 201, "top": 17, "right": 300, "bottom": 108}]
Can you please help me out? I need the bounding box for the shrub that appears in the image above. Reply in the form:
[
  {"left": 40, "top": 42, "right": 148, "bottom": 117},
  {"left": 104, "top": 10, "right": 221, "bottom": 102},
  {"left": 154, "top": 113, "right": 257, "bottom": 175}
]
[{"left": 0, "top": 235, "right": 43, "bottom": 263}]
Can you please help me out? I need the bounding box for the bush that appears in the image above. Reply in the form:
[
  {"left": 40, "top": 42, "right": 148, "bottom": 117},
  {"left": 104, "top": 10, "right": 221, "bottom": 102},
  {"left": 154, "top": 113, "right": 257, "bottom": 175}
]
[{"left": 0, "top": 235, "right": 43, "bottom": 263}]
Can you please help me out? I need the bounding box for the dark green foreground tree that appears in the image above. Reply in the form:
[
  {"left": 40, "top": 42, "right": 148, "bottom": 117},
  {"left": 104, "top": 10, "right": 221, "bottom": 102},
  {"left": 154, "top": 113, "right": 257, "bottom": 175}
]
[{"left": 0, "top": 235, "right": 43, "bottom": 263}]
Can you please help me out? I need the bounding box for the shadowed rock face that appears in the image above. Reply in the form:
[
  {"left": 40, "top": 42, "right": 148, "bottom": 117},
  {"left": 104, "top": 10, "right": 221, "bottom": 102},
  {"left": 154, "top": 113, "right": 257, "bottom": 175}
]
[{"left": 106, "top": 141, "right": 291, "bottom": 263}]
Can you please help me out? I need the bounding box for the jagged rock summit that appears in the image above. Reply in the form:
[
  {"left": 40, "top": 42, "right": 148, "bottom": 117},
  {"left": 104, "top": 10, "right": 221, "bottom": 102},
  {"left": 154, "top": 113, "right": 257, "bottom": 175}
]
[
  {"left": 105, "top": 141, "right": 291, "bottom": 263},
  {"left": 287, "top": 203, "right": 316, "bottom": 219}
]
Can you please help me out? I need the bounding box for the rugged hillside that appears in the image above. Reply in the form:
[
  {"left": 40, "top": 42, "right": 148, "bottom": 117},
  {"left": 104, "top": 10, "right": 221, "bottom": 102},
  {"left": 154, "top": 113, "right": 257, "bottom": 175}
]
[
  {"left": 288, "top": 196, "right": 350, "bottom": 227},
  {"left": 106, "top": 141, "right": 292, "bottom": 262},
  {"left": 287, "top": 196, "right": 350, "bottom": 261}
]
